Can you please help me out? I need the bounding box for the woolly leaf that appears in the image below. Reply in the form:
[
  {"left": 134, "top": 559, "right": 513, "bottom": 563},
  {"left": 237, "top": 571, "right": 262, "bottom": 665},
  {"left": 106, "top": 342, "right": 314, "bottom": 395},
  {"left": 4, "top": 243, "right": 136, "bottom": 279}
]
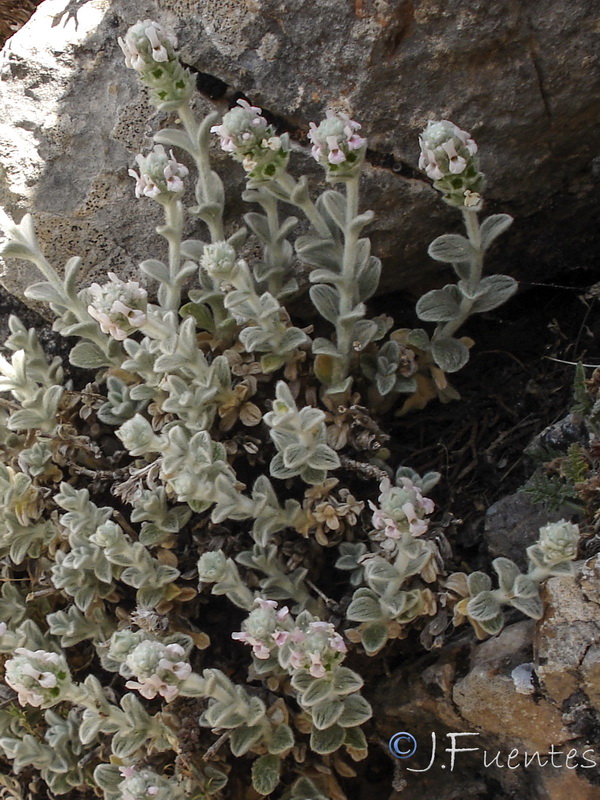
[
  {"left": 431, "top": 337, "right": 470, "bottom": 372},
  {"left": 427, "top": 233, "right": 473, "bottom": 262},
  {"left": 251, "top": 754, "right": 280, "bottom": 796},
  {"left": 310, "top": 723, "right": 345, "bottom": 754}
]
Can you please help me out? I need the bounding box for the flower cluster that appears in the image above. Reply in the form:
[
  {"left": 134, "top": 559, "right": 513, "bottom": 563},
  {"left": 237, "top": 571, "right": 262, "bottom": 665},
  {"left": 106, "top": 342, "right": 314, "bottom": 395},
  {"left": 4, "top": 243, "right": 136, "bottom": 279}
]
[
  {"left": 308, "top": 110, "right": 367, "bottom": 179},
  {"left": 232, "top": 598, "right": 290, "bottom": 658},
  {"left": 418, "top": 120, "right": 484, "bottom": 208},
  {"left": 537, "top": 519, "right": 580, "bottom": 566},
  {"left": 4, "top": 648, "right": 72, "bottom": 708},
  {"left": 119, "top": 766, "right": 174, "bottom": 800},
  {"left": 211, "top": 99, "right": 290, "bottom": 181},
  {"left": 118, "top": 20, "right": 194, "bottom": 108},
  {"left": 369, "top": 476, "right": 434, "bottom": 550},
  {"left": 129, "top": 145, "right": 189, "bottom": 201},
  {"left": 233, "top": 601, "right": 347, "bottom": 678},
  {"left": 200, "top": 241, "right": 238, "bottom": 282},
  {"left": 123, "top": 639, "right": 192, "bottom": 702},
  {"left": 86, "top": 272, "right": 148, "bottom": 341}
]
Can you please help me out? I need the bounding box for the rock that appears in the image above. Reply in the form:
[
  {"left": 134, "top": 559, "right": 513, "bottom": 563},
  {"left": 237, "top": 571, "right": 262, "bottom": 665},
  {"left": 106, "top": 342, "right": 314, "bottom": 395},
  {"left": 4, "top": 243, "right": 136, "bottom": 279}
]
[
  {"left": 484, "top": 491, "right": 564, "bottom": 570},
  {"left": 452, "top": 620, "right": 571, "bottom": 752},
  {"left": 1, "top": 0, "right": 599, "bottom": 311},
  {"left": 536, "top": 556, "right": 600, "bottom": 710}
]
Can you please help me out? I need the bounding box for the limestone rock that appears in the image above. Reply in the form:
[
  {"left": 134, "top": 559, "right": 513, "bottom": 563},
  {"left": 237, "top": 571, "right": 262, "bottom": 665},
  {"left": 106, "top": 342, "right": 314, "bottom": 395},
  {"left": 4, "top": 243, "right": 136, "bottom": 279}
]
[{"left": 1, "top": 0, "right": 599, "bottom": 310}]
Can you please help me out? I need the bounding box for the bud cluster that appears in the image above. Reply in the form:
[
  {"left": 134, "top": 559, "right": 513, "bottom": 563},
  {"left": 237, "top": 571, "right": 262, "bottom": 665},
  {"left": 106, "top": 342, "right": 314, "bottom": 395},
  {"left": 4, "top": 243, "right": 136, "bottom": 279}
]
[
  {"left": 232, "top": 599, "right": 347, "bottom": 679},
  {"left": 369, "top": 476, "right": 434, "bottom": 549},
  {"left": 211, "top": 99, "right": 290, "bottom": 181},
  {"left": 418, "top": 119, "right": 483, "bottom": 207},
  {"left": 86, "top": 272, "right": 148, "bottom": 341},
  {"left": 118, "top": 19, "right": 194, "bottom": 108},
  {"left": 4, "top": 648, "right": 72, "bottom": 708},
  {"left": 308, "top": 110, "right": 367, "bottom": 180},
  {"left": 129, "top": 145, "right": 189, "bottom": 201}
]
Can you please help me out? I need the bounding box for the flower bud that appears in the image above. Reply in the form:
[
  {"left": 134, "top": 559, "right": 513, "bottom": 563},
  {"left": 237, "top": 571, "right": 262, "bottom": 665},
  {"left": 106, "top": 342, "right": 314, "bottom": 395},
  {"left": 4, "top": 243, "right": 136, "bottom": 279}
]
[
  {"left": 197, "top": 550, "right": 228, "bottom": 583},
  {"left": 4, "top": 648, "right": 72, "bottom": 708},
  {"left": 537, "top": 519, "right": 580, "bottom": 566},
  {"left": 86, "top": 272, "right": 148, "bottom": 341},
  {"left": 308, "top": 110, "right": 367, "bottom": 181},
  {"left": 124, "top": 640, "right": 192, "bottom": 703},
  {"left": 211, "top": 99, "right": 290, "bottom": 181},
  {"left": 118, "top": 20, "right": 194, "bottom": 109},
  {"left": 119, "top": 767, "right": 175, "bottom": 800},
  {"left": 129, "top": 145, "right": 189, "bottom": 202},
  {"left": 200, "top": 241, "right": 237, "bottom": 280},
  {"left": 418, "top": 120, "right": 484, "bottom": 208}
]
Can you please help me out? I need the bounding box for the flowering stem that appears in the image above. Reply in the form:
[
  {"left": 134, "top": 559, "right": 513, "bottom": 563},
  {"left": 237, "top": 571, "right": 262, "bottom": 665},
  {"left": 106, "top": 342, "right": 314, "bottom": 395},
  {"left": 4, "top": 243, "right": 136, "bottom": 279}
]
[
  {"left": 160, "top": 199, "right": 184, "bottom": 312},
  {"left": 331, "top": 175, "right": 361, "bottom": 391},
  {"left": 275, "top": 172, "right": 331, "bottom": 239},
  {"left": 434, "top": 208, "right": 482, "bottom": 341},
  {"left": 176, "top": 103, "right": 225, "bottom": 242}
]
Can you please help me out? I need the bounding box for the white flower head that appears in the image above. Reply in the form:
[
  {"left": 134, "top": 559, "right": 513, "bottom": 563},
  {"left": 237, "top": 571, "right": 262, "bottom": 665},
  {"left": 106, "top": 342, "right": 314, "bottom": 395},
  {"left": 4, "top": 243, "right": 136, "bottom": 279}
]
[
  {"left": 4, "top": 648, "right": 72, "bottom": 708},
  {"left": 370, "top": 476, "right": 434, "bottom": 546},
  {"left": 119, "top": 767, "right": 174, "bottom": 800},
  {"left": 211, "top": 99, "right": 290, "bottom": 181},
  {"left": 200, "top": 241, "right": 237, "bottom": 280},
  {"left": 86, "top": 272, "right": 148, "bottom": 341},
  {"left": 232, "top": 598, "right": 290, "bottom": 660},
  {"left": 537, "top": 519, "right": 580, "bottom": 566},
  {"left": 129, "top": 144, "right": 188, "bottom": 201},
  {"left": 418, "top": 119, "right": 483, "bottom": 207},
  {"left": 308, "top": 110, "right": 367, "bottom": 179},
  {"left": 124, "top": 640, "right": 192, "bottom": 703},
  {"left": 118, "top": 20, "right": 178, "bottom": 72}
]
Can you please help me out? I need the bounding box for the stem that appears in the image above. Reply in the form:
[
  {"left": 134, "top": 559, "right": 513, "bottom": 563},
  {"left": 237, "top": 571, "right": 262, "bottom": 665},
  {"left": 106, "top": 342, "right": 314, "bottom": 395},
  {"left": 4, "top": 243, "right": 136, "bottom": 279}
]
[
  {"left": 275, "top": 172, "right": 331, "bottom": 239},
  {"left": 177, "top": 104, "right": 224, "bottom": 242},
  {"left": 331, "top": 175, "right": 361, "bottom": 389},
  {"left": 262, "top": 191, "right": 284, "bottom": 297},
  {"left": 161, "top": 199, "right": 184, "bottom": 312},
  {"left": 434, "top": 208, "right": 483, "bottom": 341}
]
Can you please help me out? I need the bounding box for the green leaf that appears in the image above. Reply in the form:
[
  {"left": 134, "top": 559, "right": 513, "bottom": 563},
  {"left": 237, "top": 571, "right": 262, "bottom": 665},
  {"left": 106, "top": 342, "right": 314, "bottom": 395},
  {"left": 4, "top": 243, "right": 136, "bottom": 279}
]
[
  {"left": 431, "top": 337, "right": 469, "bottom": 373},
  {"left": 470, "top": 275, "right": 518, "bottom": 313},
  {"left": 344, "top": 725, "right": 368, "bottom": 754},
  {"left": 321, "top": 190, "right": 347, "bottom": 231},
  {"left": 310, "top": 284, "right": 340, "bottom": 324},
  {"left": 337, "top": 694, "right": 372, "bottom": 727},
  {"left": 310, "top": 723, "right": 345, "bottom": 754},
  {"left": 230, "top": 724, "right": 264, "bottom": 756},
  {"left": 300, "top": 677, "right": 334, "bottom": 707},
  {"left": 69, "top": 342, "right": 112, "bottom": 369},
  {"left": 140, "top": 258, "right": 170, "bottom": 283},
  {"left": 356, "top": 255, "right": 382, "bottom": 302},
  {"left": 416, "top": 285, "right": 462, "bottom": 322},
  {"left": 312, "top": 337, "right": 339, "bottom": 357},
  {"left": 466, "top": 590, "right": 503, "bottom": 622},
  {"left": 427, "top": 233, "right": 473, "bottom": 262},
  {"left": 312, "top": 699, "right": 344, "bottom": 730},
  {"left": 347, "top": 594, "right": 382, "bottom": 623},
  {"left": 153, "top": 127, "right": 195, "bottom": 153},
  {"left": 251, "top": 754, "right": 281, "bottom": 796},
  {"left": 332, "top": 667, "right": 364, "bottom": 696},
  {"left": 360, "top": 622, "right": 389, "bottom": 654},
  {"left": 309, "top": 443, "right": 341, "bottom": 471},
  {"left": 244, "top": 212, "right": 270, "bottom": 241},
  {"left": 492, "top": 557, "right": 521, "bottom": 595},
  {"left": 268, "top": 723, "right": 294, "bottom": 754},
  {"left": 510, "top": 594, "right": 543, "bottom": 619},
  {"left": 24, "top": 281, "right": 65, "bottom": 305},
  {"left": 480, "top": 213, "right": 513, "bottom": 251}
]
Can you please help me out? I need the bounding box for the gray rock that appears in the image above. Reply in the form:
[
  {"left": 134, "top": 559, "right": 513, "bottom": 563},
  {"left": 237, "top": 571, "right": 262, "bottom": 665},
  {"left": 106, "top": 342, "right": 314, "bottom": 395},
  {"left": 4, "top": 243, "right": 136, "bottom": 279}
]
[
  {"left": 1, "top": 0, "right": 599, "bottom": 311},
  {"left": 484, "top": 490, "right": 564, "bottom": 570}
]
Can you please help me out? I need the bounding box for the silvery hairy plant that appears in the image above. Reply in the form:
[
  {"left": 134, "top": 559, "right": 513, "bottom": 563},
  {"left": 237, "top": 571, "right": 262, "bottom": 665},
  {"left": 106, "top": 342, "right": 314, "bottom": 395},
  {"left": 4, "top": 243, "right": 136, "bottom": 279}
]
[{"left": 0, "top": 16, "right": 580, "bottom": 800}]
